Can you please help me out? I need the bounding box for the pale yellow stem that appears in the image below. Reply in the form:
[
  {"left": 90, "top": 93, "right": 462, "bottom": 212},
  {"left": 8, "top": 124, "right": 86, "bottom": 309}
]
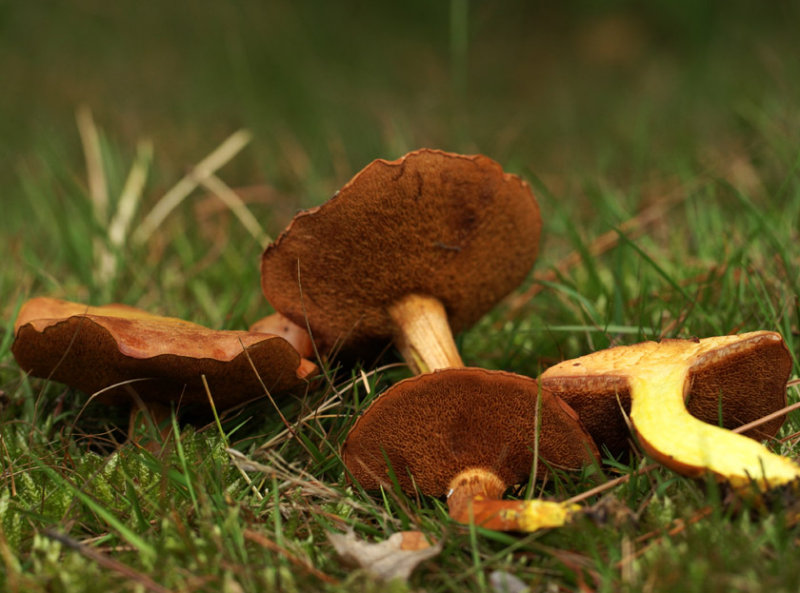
[{"left": 387, "top": 294, "right": 464, "bottom": 373}]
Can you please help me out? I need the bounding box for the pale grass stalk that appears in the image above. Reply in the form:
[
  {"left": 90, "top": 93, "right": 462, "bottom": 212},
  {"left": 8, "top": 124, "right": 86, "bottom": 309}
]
[
  {"left": 200, "top": 174, "right": 271, "bottom": 248},
  {"left": 255, "top": 363, "right": 405, "bottom": 453},
  {"left": 108, "top": 140, "right": 152, "bottom": 250},
  {"left": 133, "top": 129, "right": 252, "bottom": 245},
  {"left": 565, "top": 399, "right": 800, "bottom": 506},
  {"left": 229, "top": 448, "right": 371, "bottom": 514},
  {"left": 76, "top": 106, "right": 115, "bottom": 284},
  {"left": 76, "top": 105, "right": 109, "bottom": 225}
]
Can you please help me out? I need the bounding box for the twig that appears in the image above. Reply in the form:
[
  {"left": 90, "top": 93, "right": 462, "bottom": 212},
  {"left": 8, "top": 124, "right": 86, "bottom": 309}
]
[
  {"left": 566, "top": 397, "right": 800, "bottom": 505},
  {"left": 243, "top": 529, "right": 339, "bottom": 585},
  {"left": 43, "top": 529, "right": 173, "bottom": 593}
]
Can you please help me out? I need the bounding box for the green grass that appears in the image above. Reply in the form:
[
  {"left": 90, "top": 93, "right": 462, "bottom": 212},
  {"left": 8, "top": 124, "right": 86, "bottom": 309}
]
[{"left": 3, "top": 1, "right": 800, "bottom": 591}]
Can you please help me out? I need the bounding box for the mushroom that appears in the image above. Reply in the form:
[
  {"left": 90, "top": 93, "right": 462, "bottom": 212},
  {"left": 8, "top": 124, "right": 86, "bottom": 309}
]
[
  {"left": 261, "top": 148, "right": 541, "bottom": 373},
  {"left": 342, "top": 368, "right": 599, "bottom": 531},
  {"left": 540, "top": 331, "right": 799, "bottom": 490},
  {"left": 12, "top": 297, "right": 316, "bottom": 441},
  {"left": 249, "top": 312, "right": 314, "bottom": 360}
]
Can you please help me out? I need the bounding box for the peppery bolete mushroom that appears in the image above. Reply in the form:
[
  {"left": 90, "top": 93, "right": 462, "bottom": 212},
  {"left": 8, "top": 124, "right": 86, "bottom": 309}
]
[
  {"left": 249, "top": 312, "right": 314, "bottom": 360},
  {"left": 540, "top": 331, "right": 799, "bottom": 490},
  {"left": 12, "top": 297, "right": 316, "bottom": 440},
  {"left": 342, "top": 368, "right": 599, "bottom": 531},
  {"left": 261, "top": 148, "right": 541, "bottom": 373}
]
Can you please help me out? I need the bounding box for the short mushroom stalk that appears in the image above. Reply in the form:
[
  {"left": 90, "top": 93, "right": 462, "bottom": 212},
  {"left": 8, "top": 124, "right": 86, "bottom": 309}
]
[
  {"left": 445, "top": 468, "right": 580, "bottom": 531},
  {"left": 384, "top": 294, "right": 583, "bottom": 530},
  {"left": 342, "top": 368, "right": 598, "bottom": 533},
  {"left": 388, "top": 293, "right": 464, "bottom": 373},
  {"left": 542, "top": 332, "right": 800, "bottom": 491}
]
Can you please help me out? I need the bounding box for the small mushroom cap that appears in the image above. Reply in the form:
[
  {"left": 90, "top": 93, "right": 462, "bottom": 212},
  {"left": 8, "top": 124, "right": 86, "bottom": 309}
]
[
  {"left": 261, "top": 148, "right": 541, "bottom": 355},
  {"left": 249, "top": 312, "right": 315, "bottom": 359},
  {"left": 342, "top": 367, "right": 598, "bottom": 497},
  {"left": 12, "top": 297, "right": 315, "bottom": 408},
  {"left": 540, "top": 331, "right": 791, "bottom": 455}
]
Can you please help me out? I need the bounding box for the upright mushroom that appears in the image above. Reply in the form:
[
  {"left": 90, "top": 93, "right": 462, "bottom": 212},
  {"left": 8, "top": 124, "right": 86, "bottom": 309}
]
[
  {"left": 12, "top": 297, "right": 316, "bottom": 441},
  {"left": 540, "top": 331, "right": 799, "bottom": 490},
  {"left": 343, "top": 368, "right": 599, "bottom": 531},
  {"left": 261, "top": 148, "right": 541, "bottom": 373}
]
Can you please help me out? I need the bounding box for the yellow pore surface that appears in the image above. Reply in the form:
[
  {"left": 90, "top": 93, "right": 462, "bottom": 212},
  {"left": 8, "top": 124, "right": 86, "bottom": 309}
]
[{"left": 628, "top": 336, "right": 800, "bottom": 490}]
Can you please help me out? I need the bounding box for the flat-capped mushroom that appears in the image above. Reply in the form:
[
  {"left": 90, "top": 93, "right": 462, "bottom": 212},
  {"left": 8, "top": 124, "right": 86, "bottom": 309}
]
[
  {"left": 540, "top": 331, "right": 799, "bottom": 490},
  {"left": 342, "top": 368, "right": 599, "bottom": 531},
  {"left": 12, "top": 297, "right": 317, "bottom": 440},
  {"left": 261, "top": 148, "right": 541, "bottom": 373}
]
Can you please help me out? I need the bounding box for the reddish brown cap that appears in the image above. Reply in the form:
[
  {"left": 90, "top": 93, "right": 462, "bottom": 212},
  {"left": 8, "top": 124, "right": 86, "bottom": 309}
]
[
  {"left": 12, "top": 297, "right": 315, "bottom": 408},
  {"left": 342, "top": 367, "right": 598, "bottom": 496},
  {"left": 249, "top": 312, "right": 314, "bottom": 359},
  {"left": 261, "top": 149, "right": 541, "bottom": 355},
  {"left": 540, "top": 331, "right": 791, "bottom": 456}
]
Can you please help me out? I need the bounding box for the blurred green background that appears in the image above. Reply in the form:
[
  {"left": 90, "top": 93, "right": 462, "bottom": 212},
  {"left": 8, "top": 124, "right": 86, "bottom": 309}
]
[{"left": 2, "top": 0, "right": 799, "bottom": 233}]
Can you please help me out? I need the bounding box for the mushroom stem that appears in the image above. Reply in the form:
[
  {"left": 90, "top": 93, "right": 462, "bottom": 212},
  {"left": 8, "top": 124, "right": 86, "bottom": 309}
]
[
  {"left": 446, "top": 468, "right": 578, "bottom": 532},
  {"left": 630, "top": 359, "right": 800, "bottom": 491},
  {"left": 388, "top": 293, "right": 464, "bottom": 373}
]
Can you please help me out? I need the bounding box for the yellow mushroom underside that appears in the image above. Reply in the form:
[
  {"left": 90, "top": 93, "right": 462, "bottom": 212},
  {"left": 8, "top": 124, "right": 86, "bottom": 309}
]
[{"left": 627, "top": 337, "right": 800, "bottom": 491}]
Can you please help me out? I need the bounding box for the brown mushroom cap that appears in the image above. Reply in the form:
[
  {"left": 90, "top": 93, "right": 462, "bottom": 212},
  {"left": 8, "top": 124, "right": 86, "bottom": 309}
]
[
  {"left": 12, "top": 297, "right": 315, "bottom": 409},
  {"left": 342, "top": 367, "right": 598, "bottom": 497},
  {"left": 261, "top": 148, "right": 541, "bottom": 355},
  {"left": 540, "top": 331, "right": 791, "bottom": 456}
]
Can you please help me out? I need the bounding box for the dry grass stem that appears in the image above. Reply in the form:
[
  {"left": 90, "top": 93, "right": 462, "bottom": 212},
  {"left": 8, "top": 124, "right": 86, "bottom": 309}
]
[
  {"left": 108, "top": 140, "right": 152, "bottom": 250},
  {"left": 567, "top": 398, "right": 800, "bottom": 505},
  {"left": 243, "top": 529, "right": 340, "bottom": 585},
  {"left": 199, "top": 174, "right": 271, "bottom": 248},
  {"left": 43, "top": 530, "right": 172, "bottom": 593},
  {"left": 501, "top": 190, "right": 690, "bottom": 323},
  {"left": 133, "top": 129, "right": 252, "bottom": 245}
]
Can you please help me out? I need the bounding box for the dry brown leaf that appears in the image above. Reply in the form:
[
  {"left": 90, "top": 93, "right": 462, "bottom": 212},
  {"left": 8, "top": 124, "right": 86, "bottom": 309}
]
[{"left": 328, "top": 530, "right": 441, "bottom": 582}]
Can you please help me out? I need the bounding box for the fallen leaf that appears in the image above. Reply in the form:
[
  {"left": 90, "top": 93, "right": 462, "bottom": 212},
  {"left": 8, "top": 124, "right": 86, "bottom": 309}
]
[
  {"left": 489, "top": 570, "right": 528, "bottom": 593},
  {"left": 328, "top": 529, "right": 441, "bottom": 582}
]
